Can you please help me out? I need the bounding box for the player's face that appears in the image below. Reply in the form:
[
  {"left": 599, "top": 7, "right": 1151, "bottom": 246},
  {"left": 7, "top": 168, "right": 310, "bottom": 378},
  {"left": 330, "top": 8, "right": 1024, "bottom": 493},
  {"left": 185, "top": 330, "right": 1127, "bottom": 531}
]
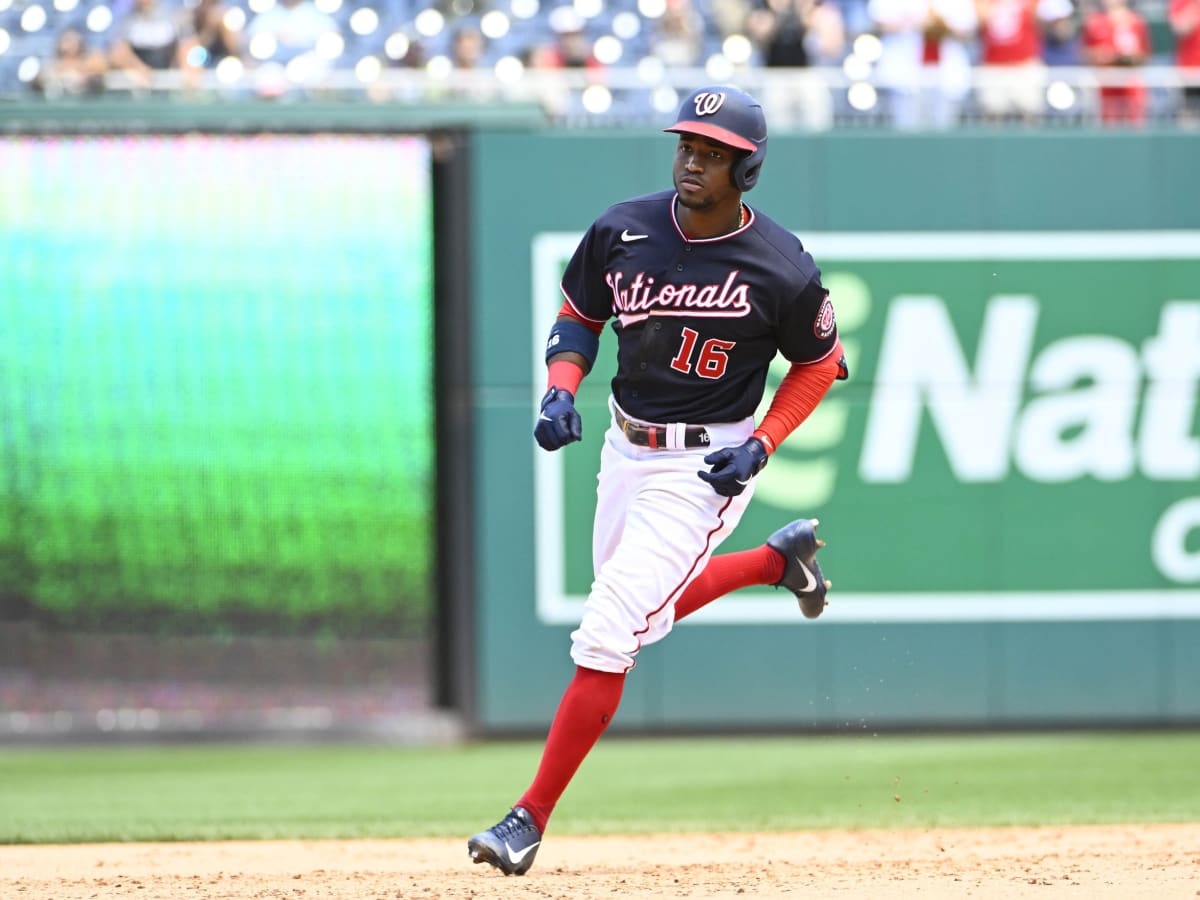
[{"left": 672, "top": 134, "right": 741, "bottom": 212}]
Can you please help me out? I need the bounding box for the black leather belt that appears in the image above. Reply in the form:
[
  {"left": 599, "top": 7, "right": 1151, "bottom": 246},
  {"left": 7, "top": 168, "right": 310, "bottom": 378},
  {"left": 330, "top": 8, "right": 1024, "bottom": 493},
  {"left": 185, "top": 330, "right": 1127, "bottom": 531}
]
[{"left": 614, "top": 407, "right": 711, "bottom": 450}]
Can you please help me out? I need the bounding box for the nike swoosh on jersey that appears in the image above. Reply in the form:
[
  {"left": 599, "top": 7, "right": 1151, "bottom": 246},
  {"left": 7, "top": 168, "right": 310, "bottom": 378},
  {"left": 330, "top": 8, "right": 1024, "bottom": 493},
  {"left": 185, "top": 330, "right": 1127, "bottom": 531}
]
[
  {"left": 620, "top": 229, "right": 649, "bottom": 242},
  {"left": 505, "top": 840, "right": 540, "bottom": 864},
  {"left": 792, "top": 557, "right": 818, "bottom": 592}
]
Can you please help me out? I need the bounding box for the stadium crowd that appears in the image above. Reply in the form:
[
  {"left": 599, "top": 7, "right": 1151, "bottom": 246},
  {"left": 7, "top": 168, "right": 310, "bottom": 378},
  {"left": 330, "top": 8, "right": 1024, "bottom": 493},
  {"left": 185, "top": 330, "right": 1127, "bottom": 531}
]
[{"left": 1, "top": 0, "right": 1198, "bottom": 125}]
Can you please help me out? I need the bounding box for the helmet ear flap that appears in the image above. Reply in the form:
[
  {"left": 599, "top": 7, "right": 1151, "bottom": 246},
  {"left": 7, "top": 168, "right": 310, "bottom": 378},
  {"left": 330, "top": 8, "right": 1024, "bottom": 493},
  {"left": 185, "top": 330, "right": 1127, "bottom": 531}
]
[{"left": 731, "top": 142, "right": 766, "bottom": 192}]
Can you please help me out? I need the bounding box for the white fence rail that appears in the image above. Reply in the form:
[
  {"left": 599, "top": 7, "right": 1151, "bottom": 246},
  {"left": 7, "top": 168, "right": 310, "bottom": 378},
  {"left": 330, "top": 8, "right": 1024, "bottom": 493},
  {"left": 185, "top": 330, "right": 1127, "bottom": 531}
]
[{"left": 28, "top": 64, "right": 1200, "bottom": 129}]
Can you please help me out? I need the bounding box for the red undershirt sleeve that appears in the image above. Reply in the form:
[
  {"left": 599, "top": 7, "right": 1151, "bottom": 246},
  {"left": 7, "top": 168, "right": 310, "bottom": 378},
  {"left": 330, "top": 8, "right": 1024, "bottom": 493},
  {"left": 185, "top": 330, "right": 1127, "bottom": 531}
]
[
  {"left": 547, "top": 358, "right": 585, "bottom": 395},
  {"left": 752, "top": 339, "right": 845, "bottom": 454}
]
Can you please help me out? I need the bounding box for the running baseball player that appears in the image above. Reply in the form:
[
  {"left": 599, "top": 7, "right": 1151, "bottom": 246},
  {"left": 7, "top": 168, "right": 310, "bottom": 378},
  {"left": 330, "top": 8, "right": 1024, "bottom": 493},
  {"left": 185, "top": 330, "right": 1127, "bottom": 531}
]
[{"left": 468, "top": 85, "right": 848, "bottom": 876}]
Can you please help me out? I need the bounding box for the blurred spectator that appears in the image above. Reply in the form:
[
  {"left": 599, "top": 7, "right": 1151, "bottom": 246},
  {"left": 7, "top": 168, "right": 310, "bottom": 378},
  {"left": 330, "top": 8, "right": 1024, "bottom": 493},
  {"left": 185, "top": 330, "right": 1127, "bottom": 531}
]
[
  {"left": 558, "top": 29, "right": 600, "bottom": 69},
  {"left": 711, "top": 0, "right": 757, "bottom": 37},
  {"left": 513, "top": 13, "right": 605, "bottom": 114},
  {"left": 521, "top": 40, "right": 564, "bottom": 69},
  {"left": 747, "top": 0, "right": 845, "bottom": 129},
  {"left": 374, "top": 34, "right": 425, "bottom": 102},
  {"left": 1082, "top": 0, "right": 1151, "bottom": 124},
  {"left": 1041, "top": 1, "right": 1081, "bottom": 64},
  {"left": 179, "top": 0, "right": 242, "bottom": 72},
  {"left": 652, "top": 0, "right": 707, "bottom": 66},
  {"left": 108, "top": 0, "right": 187, "bottom": 88},
  {"left": 750, "top": 0, "right": 846, "bottom": 66},
  {"left": 514, "top": 12, "right": 607, "bottom": 118},
  {"left": 975, "top": 0, "right": 1075, "bottom": 122},
  {"left": 447, "top": 24, "right": 494, "bottom": 100},
  {"left": 539, "top": 10, "right": 605, "bottom": 70},
  {"left": 246, "top": 0, "right": 340, "bottom": 63},
  {"left": 33, "top": 27, "right": 108, "bottom": 97},
  {"left": 387, "top": 35, "right": 427, "bottom": 68},
  {"left": 804, "top": 0, "right": 848, "bottom": 64},
  {"left": 511, "top": 39, "right": 568, "bottom": 115},
  {"left": 1169, "top": 0, "right": 1200, "bottom": 123},
  {"left": 869, "top": 0, "right": 978, "bottom": 129},
  {"left": 450, "top": 23, "right": 487, "bottom": 69}
]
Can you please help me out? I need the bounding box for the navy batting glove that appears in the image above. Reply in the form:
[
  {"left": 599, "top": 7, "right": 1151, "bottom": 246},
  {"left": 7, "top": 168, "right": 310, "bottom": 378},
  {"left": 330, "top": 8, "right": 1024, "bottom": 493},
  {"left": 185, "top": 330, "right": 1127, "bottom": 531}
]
[
  {"left": 698, "top": 437, "right": 769, "bottom": 497},
  {"left": 534, "top": 387, "right": 582, "bottom": 451}
]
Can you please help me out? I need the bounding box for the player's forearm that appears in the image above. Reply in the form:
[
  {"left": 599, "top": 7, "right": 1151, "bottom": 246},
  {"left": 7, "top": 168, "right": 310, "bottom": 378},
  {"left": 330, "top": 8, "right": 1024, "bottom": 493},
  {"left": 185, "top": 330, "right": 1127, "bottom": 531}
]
[
  {"left": 752, "top": 341, "right": 844, "bottom": 453},
  {"left": 546, "top": 355, "right": 586, "bottom": 395}
]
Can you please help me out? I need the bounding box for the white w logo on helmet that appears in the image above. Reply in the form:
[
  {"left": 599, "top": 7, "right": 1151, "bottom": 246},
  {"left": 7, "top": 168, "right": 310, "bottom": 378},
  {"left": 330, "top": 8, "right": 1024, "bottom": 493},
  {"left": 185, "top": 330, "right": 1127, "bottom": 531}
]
[{"left": 693, "top": 92, "right": 726, "bottom": 116}]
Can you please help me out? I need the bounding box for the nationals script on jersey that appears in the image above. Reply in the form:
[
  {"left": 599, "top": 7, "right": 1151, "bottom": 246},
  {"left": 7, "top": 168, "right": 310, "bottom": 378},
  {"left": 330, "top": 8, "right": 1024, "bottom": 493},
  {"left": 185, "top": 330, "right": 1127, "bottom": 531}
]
[{"left": 560, "top": 189, "right": 839, "bottom": 424}]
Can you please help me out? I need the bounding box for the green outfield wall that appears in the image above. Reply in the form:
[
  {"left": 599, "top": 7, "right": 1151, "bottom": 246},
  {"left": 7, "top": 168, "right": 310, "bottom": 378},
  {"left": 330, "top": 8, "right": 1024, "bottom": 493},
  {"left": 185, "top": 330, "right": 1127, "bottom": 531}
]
[
  {"left": 3, "top": 103, "right": 1197, "bottom": 736},
  {"left": 471, "top": 129, "right": 1200, "bottom": 733}
]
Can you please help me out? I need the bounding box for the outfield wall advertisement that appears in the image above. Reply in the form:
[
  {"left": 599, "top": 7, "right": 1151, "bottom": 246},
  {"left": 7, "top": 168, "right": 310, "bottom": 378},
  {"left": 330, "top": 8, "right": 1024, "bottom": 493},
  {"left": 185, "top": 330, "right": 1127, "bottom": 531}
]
[
  {"left": 532, "top": 231, "right": 1200, "bottom": 626},
  {"left": 471, "top": 130, "right": 1200, "bottom": 730}
]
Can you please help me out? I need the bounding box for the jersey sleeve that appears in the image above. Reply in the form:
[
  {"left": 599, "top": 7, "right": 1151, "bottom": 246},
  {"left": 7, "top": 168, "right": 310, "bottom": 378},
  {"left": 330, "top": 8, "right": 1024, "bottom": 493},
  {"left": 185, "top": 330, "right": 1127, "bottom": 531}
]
[
  {"left": 559, "top": 222, "right": 614, "bottom": 326},
  {"left": 776, "top": 273, "right": 840, "bottom": 365}
]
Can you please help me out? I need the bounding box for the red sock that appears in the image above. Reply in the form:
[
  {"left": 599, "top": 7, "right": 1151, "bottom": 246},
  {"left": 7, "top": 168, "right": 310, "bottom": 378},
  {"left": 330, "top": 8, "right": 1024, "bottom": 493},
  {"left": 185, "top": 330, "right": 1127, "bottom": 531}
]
[
  {"left": 674, "top": 545, "right": 784, "bottom": 621},
  {"left": 516, "top": 665, "right": 625, "bottom": 832}
]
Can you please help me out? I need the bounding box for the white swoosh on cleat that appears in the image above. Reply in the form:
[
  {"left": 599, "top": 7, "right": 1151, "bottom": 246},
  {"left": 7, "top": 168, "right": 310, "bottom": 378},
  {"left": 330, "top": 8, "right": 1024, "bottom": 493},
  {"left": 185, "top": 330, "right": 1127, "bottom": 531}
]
[
  {"left": 505, "top": 841, "right": 540, "bottom": 864},
  {"left": 792, "top": 558, "right": 818, "bottom": 592}
]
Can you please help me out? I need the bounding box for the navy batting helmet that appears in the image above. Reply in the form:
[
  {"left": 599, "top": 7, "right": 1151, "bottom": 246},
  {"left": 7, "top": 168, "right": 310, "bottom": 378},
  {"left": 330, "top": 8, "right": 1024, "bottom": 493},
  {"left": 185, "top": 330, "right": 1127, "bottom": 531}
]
[{"left": 665, "top": 86, "right": 768, "bottom": 192}]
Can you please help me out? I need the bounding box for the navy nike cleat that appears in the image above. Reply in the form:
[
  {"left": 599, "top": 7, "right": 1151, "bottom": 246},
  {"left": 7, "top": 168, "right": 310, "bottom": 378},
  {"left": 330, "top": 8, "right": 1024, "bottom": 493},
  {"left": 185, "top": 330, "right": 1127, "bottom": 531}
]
[
  {"left": 767, "top": 518, "right": 831, "bottom": 620},
  {"left": 467, "top": 806, "right": 542, "bottom": 876}
]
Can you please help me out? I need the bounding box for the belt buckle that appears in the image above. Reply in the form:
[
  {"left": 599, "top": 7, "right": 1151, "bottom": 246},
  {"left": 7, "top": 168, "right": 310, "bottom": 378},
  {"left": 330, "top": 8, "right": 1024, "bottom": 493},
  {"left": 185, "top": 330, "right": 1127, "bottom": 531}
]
[{"left": 619, "top": 411, "right": 646, "bottom": 445}]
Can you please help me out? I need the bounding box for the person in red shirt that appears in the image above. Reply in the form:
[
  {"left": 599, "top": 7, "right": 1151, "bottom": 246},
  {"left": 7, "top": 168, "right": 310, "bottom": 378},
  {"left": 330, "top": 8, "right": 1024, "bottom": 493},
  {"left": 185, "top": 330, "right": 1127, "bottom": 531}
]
[
  {"left": 1170, "top": 0, "right": 1200, "bottom": 122},
  {"left": 1082, "top": 0, "right": 1152, "bottom": 124},
  {"left": 976, "top": 0, "right": 1075, "bottom": 121}
]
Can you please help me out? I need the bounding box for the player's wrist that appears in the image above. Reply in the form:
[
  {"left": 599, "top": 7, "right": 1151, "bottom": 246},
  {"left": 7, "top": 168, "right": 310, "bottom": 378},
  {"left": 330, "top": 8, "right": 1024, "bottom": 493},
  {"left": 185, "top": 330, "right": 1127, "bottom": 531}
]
[
  {"left": 547, "top": 358, "right": 585, "bottom": 396},
  {"left": 744, "top": 436, "right": 769, "bottom": 474},
  {"left": 751, "top": 430, "right": 776, "bottom": 455}
]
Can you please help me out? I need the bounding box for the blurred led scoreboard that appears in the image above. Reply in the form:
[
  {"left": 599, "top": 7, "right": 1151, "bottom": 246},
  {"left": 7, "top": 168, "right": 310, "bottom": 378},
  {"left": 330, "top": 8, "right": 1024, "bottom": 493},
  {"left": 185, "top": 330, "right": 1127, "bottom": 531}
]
[{"left": 0, "top": 134, "right": 435, "bottom": 633}]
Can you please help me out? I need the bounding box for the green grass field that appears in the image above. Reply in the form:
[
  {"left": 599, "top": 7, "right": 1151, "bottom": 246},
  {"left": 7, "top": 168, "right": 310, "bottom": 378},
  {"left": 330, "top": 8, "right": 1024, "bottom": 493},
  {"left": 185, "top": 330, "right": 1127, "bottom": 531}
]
[{"left": 2, "top": 732, "right": 1198, "bottom": 844}]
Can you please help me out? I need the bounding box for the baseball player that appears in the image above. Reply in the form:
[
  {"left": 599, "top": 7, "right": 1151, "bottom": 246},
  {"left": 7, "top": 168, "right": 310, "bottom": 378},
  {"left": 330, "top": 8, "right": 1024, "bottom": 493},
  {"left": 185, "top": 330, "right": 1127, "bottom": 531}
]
[{"left": 468, "top": 85, "right": 848, "bottom": 876}]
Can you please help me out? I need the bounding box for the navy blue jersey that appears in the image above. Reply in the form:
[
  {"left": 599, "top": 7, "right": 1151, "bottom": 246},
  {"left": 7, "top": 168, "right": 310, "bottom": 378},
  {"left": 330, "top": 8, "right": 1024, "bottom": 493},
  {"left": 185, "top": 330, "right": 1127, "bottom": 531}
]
[{"left": 560, "top": 189, "right": 838, "bottom": 424}]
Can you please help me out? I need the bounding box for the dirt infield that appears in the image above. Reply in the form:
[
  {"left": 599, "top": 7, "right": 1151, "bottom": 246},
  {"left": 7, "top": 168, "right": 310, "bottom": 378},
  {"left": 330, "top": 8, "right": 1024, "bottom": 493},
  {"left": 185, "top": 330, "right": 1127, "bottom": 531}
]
[{"left": 2, "top": 824, "right": 1197, "bottom": 899}]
